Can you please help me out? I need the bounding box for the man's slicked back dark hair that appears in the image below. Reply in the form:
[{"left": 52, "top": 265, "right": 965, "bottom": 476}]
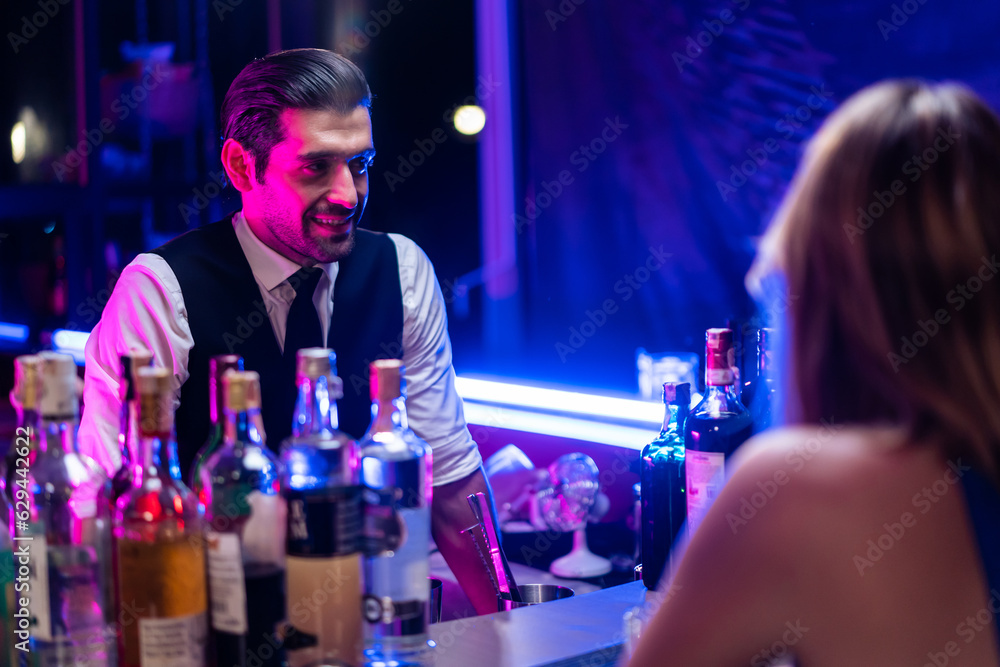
[{"left": 221, "top": 48, "right": 372, "bottom": 182}]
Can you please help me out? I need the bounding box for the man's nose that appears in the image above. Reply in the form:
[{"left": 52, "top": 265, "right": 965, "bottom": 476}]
[{"left": 325, "top": 162, "right": 357, "bottom": 208}]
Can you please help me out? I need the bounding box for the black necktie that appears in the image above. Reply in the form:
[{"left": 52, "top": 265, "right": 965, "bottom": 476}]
[{"left": 283, "top": 267, "right": 324, "bottom": 359}]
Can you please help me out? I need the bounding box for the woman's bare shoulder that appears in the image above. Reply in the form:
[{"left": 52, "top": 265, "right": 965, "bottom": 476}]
[{"left": 717, "top": 423, "right": 953, "bottom": 560}]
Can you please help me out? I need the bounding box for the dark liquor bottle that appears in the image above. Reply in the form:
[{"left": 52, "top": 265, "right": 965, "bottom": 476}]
[
  {"left": 684, "top": 328, "right": 753, "bottom": 538},
  {"left": 106, "top": 348, "right": 152, "bottom": 511},
  {"left": 742, "top": 328, "right": 776, "bottom": 434},
  {"left": 116, "top": 366, "right": 207, "bottom": 667},
  {"left": 280, "top": 349, "right": 364, "bottom": 667},
  {"left": 196, "top": 370, "right": 285, "bottom": 667},
  {"left": 189, "top": 354, "right": 245, "bottom": 501},
  {"left": 640, "top": 382, "right": 690, "bottom": 590},
  {"left": 360, "top": 359, "right": 433, "bottom": 665}
]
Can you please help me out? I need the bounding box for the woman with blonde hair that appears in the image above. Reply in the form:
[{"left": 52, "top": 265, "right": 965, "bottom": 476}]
[{"left": 628, "top": 80, "right": 1000, "bottom": 666}]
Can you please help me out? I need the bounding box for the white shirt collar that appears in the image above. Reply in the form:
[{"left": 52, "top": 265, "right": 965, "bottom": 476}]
[{"left": 231, "top": 210, "right": 337, "bottom": 292}]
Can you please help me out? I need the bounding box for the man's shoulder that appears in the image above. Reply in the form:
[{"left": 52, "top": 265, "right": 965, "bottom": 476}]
[
  {"left": 150, "top": 214, "right": 238, "bottom": 260},
  {"left": 382, "top": 231, "right": 431, "bottom": 269}
]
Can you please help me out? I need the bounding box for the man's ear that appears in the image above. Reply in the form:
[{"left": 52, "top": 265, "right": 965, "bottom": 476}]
[{"left": 221, "top": 138, "right": 256, "bottom": 192}]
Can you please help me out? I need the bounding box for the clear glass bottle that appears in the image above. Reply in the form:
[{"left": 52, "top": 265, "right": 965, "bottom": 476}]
[
  {"left": 3, "top": 354, "right": 43, "bottom": 496},
  {"left": 280, "top": 348, "right": 364, "bottom": 667},
  {"left": 359, "top": 359, "right": 433, "bottom": 666},
  {"left": 195, "top": 370, "right": 286, "bottom": 667},
  {"left": 189, "top": 354, "right": 244, "bottom": 503},
  {"left": 20, "top": 351, "right": 114, "bottom": 665},
  {"left": 684, "top": 329, "right": 753, "bottom": 538},
  {"left": 640, "top": 381, "right": 690, "bottom": 590},
  {"left": 116, "top": 366, "right": 207, "bottom": 667}
]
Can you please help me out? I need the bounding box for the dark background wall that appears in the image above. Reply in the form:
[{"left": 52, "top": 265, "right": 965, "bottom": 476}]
[{"left": 0, "top": 0, "right": 997, "bottom": 402}]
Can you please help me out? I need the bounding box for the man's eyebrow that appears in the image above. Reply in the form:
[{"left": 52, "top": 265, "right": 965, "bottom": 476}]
[{"left": 297, "top": 148, "right": 376, "bottom": 162}]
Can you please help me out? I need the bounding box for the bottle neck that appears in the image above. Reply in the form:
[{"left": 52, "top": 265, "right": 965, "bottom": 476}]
[
  {"left": 758, "top": 342, "right": 770, "bottom": 382},
  {"left": 659, "top": 401, "right": 687, "bottom": 435},
  {"left": 135, "top": 427, "right": 182, "bottom": 482},
  {"left": 119, "top": 399, "right": 139, "bottom": 466},
  {"left": 698, "top": 384, "right": 744, "bottom": 416},
  {"left": 224, "top": 407, "right": 263, "bottom": 450},
  {"left": 369, "top": 396, "right": 407, "bottom": 434},
  {"left": 40, "top": 415, "right": 77, "bottom": 454},
  {"left": 292, "top": 375, "right": 340, "bottom": 437}
]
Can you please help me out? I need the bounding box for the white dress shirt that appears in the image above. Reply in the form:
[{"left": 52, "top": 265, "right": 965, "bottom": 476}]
[{"left": 78, "top": 212, "right": 482, "bottom": 486}]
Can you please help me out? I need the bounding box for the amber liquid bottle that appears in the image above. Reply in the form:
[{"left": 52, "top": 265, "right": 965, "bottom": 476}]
[{"left": 116, "top": 366, "right": 208, "bottom": 667}]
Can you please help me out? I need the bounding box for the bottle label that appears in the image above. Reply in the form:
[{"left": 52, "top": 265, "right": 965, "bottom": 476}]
[
  {"left": 285, "top": 487, "right": 363, "bottom": 557},
  {"left": 206, "top": 531, "right": 247, "bottom": 634},
  {"left": 117, "top": 535, "right": 208, "bottom": 666},
  {"left": 686, "top": 450, "right": 725, "bottom": 537},
  {"left": 138, "top": 612, "right": 208, "bottom": 666},
  {"left": 243, "top": 491, "right": 287, "bottom": 566}
]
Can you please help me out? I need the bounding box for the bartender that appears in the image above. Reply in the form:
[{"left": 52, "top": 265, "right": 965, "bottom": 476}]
[{"left": 79, "top": 47, "right": 500, "bottom": 615}]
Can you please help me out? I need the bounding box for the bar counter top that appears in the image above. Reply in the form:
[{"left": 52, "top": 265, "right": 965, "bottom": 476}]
[{"left": 428, "top": 581, "right": 647, "bottom": 667}]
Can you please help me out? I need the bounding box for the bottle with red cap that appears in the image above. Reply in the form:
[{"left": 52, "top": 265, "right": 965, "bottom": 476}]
[{"left": 684, "top": 328, "right": 753, "bottom": 538}]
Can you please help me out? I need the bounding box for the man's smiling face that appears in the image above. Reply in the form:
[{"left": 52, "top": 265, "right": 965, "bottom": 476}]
[{"left": 243, "top": 105, "right": 375, "bottom": 265}]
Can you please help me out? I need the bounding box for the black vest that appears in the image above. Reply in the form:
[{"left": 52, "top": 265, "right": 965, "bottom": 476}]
[{"left": 151, "top": 216, "right": 404, "bottom": 476}]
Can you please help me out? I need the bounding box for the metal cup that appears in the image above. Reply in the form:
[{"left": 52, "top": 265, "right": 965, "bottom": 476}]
[
  {"left": 498, "top": 583, "right": 574, "bottom": 612},
  {"left": 428, "top": 577, "right": 443, "bottom": 624}
]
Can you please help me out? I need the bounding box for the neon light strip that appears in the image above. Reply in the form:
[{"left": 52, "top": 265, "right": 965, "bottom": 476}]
[
  {"left": 455, "top": 376, "right": 666, "bottom": 427},
  {"left": 0, "top": 322, "right": 29, "bottom": 343},
  {"left": 462, "top": 402, "right": 653, "bottom": 450}
]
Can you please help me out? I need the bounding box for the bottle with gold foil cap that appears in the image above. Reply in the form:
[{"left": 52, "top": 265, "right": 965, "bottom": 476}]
[
  {"left": 196, "top": 370, "right": 285, "bottom": 667},
  {"left": 360, "top": 359, "right": 433, "bottom": 665},
  {"left": 280, "top": 348, "right": 364, "bottom": 667},
  {"left": 116, "top": 366, "right": 207, "bottom": 667},
  {"left": 21, "top": 351, "right": 115, "bottom": 664}
]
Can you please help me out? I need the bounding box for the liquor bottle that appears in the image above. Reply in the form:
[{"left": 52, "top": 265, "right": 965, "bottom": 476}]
[
  {"left": 190, "top": 354, "right": 245, "bottom": 501},
  {"left": 359, "top": 359, "right": 433, "bottom": 666},
  {"left": 742, "top": 328, "right": 776, "bottom": 434},
  {"left": 280, "top": 349, "right": 364, "bottom": 667},
  {"left": 196, "top": 370, "right": 286, "bottom": 667},
  {"left": 1, "top": 486, "right": 18, "bottom": 665},
  {"left": 19, "top": 351, "right": 115, "bottom": 664},
  {"left": 3, "top": 354, "right": 43, "bottom": 496},
  {"left": 684, "top": 329, "right": 753, "bottom": 538},
  {"left": 105, "top": 348, "right": 153, "bottom": 512},
  {"left": 640, "top": 382, "right": 690, "bottom": 590},
  {"left": 116, "top": 366, "right": 207, "bottom": 667}
]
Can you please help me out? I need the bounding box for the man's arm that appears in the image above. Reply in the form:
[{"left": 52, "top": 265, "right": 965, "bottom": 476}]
[
  {"left": 78, "top": 255, "right": 193, "bottom": 475},
  {"left": 431, "top": 466, "right": 504, "bottom": 615},
  {"left": 389, "top": 234, "right": 498, "bottom": 612}
]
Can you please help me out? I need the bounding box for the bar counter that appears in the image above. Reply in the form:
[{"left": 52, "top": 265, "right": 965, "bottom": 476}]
[{"left": 428, "top": 581, "right": 647, "bottom": 667}]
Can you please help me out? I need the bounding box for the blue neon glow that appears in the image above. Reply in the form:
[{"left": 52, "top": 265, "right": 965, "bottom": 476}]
[
  {"left": 0, "top": 322, "right": 29, "bottom": 343},
  {"left": 455, "top": 376, "right": 683, "bottom": 427}
]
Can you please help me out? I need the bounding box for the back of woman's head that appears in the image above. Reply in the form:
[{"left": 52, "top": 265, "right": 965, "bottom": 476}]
[{"left": 763, "top": 80, "right": 1000, "bottom": 475}]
